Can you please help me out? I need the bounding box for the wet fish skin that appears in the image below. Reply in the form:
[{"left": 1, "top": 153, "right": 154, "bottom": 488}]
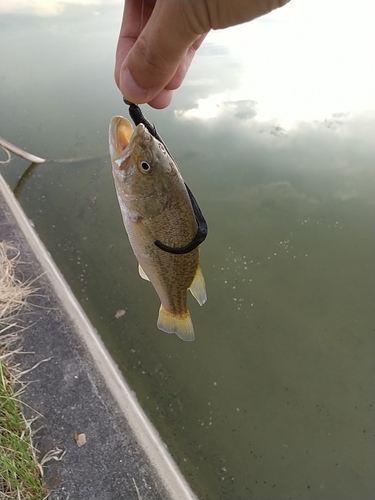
[{"left": 109, "top": 116, "right": 207, "bottom": 341}]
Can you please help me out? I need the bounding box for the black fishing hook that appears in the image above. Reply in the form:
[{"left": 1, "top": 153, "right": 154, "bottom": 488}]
[{"left": 123, "top": 98, "right": 208, "bottom": 255}]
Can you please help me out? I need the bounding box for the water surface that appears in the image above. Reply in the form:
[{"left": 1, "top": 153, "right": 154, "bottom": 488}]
[{"left": 1, "top": 3, "right": 374, "bottom": 499}]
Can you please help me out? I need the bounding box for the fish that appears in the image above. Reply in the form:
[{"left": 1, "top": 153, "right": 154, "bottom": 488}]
[{"left": 109, "top": 116, "right": 207, "bottom": 341}]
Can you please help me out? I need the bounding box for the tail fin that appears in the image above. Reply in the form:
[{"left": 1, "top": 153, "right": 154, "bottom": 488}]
[{"left": 157, "top": 305, "right": 195, "bottom": 341}]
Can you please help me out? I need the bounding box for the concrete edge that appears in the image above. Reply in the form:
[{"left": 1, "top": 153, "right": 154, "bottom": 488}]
[{"left": 0, "top": 174, "right": 198, "bottom": 500}]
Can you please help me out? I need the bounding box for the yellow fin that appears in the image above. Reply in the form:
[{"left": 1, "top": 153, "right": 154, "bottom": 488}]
[
  {"left": 188, "top": 265, "right": 207, "bottom": 306},
  {"left": 157, "top": 306, "right": 195, "bottom": 341},
  {"left": 138, "top": 263, "right": 150, "bottom": 281}
]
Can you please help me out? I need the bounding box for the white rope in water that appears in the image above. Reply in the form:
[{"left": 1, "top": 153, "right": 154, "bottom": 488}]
[
  {"left": 0, "top": 136, "right": 46, "bottom": 164},
  {"left": 0, "top": 145, "right": 12, "bottom": 165}
]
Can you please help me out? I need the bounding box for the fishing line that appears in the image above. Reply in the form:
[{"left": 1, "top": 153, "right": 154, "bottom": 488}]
[{"left": 123, "top": 99, "right": 208, "bottom": 255}]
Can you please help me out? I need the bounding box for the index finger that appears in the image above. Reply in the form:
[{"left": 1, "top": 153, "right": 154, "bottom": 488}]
[{"left": 115, "top": 0, "right": 155, "bottom": 86}]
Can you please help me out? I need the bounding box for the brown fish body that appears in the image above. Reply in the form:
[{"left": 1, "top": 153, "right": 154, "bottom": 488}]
[{"left": 109, "top": 116, "right": 206, "bottom": 340}]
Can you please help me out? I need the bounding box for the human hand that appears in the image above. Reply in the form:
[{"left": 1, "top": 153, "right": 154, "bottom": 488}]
[{"left": 115, "top": 0, "right": 290, "bottom": 109}]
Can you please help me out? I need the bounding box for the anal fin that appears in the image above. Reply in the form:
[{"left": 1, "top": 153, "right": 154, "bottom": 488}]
[
  {"left": 138, "top": 263, "right": 150, "bottom": 281},
  {"left": 188, "top": 265, "right": 207, "bottom": 306}
]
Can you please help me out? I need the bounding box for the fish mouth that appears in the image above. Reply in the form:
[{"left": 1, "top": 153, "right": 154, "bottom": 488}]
[
  {"left": 109, "top": 116, "right": 150, "bottom": 171},
  {"left": 109, "top": 116, "right": 135, "bottom": 163}
]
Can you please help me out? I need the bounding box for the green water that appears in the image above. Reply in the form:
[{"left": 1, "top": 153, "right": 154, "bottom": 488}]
[{"left": 1, "top": 4, "right": 374, "bottom": 499}]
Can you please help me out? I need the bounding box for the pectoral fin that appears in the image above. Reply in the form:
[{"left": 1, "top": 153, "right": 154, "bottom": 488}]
[
  {"left": 188, "top": 265, "right": 207, "bottom": 306},
  {"left": 157, "top": 305, "right": 195, "bottom": 341},
  {"left": 138, "top": 263, "right": 150, "bottom": 281}
]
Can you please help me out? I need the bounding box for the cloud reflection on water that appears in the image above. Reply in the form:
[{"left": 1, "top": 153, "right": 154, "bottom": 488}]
[
  {"left": 179, "top": 0, "right": 375, "bottom": 128},
  {"left": 0, "top": 0, "right": 119, "bottom": 17}
]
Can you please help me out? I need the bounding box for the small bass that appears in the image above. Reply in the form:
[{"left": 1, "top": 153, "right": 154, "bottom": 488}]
[{"left": 109, "top": 116, "right": 207, "bottom": 341}]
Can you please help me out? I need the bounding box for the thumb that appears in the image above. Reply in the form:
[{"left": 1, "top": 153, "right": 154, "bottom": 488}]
[{"left": 118, "top": 1, "right": 203, "bottom": 105}]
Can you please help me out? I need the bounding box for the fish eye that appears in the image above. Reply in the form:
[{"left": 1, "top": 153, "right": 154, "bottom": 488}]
[{"left": 140, "top": 161, "right": 151, "bottom": 172}]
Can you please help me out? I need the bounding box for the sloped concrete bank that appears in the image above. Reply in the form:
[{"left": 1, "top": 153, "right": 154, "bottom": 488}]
[{"left": 0, "top": 174, "right": 198, "bottom": 500}]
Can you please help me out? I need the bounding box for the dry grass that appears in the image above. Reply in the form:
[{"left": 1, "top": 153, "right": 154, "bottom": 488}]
[
  {"left": 0, "top": 243, "right": 33, "bottom": 321},
  {"left": 0, "top": 242, "right": 48, "bottom": 500}
]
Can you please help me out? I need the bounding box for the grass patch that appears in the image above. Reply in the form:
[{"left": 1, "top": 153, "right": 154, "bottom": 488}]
[{"left": 0, "top": 242, "right": 48, "bottom": 500}]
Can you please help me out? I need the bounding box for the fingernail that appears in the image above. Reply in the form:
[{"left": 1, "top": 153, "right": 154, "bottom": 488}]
[{"left": 120, "top": 68, "right": 147, "bottom": 103}]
